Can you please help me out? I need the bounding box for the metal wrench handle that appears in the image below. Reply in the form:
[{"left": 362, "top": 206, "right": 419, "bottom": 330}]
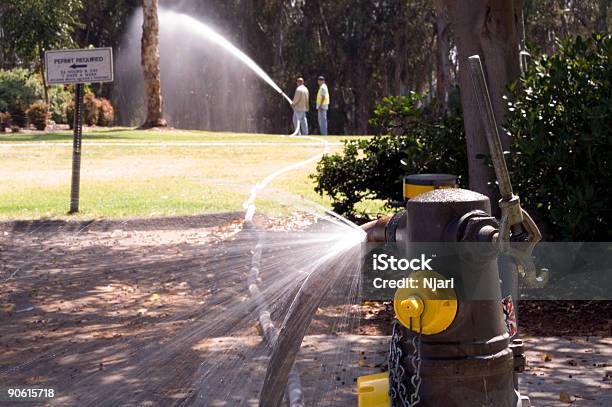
[
  {"left": 467, "top": 54, "right": 545, "bottom": 287},
  {"left": 467, "top": 55, "right": 514, "bottom": 201}
]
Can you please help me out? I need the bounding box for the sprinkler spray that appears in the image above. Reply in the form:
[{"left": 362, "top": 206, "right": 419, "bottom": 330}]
[{"left": 280, "top": 91, "right": 293, "bottom": 105}]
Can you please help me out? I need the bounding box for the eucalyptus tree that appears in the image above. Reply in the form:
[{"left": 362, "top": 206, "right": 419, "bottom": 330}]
[
  {"left": 140, "top": 0, "right": 166, "bottom": 128},
  {"left": 441, "top": 0, "right": 523, "bottom": 206}
]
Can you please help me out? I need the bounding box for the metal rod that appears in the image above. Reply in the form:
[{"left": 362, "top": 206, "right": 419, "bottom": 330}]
[
  {"left": 69, "top": 83, "right": 84, "bottom": 214},
  {"left": 467, "top": 55, "right": 514, "bottom": 201}
]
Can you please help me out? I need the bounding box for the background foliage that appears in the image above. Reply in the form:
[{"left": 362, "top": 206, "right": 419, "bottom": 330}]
[
  {"left": 0, "top": 68, "right": 42, "bottom": 127},
  {"left": 0, "top": 0, "right": 82, "bottom": 67},
  {"left": 313, "top": 92, "right": 466, "bottom": 215},
  {"left": 507, "top": 34, "right": 611, "bottom": 241},
  {"left": 314, "top": 34, "right": 611, "bottom": 241},
  {"left": 1, "top": 0, "right": 608, "bottom": 134},
  {"left": 0, "top": 68, "right": 42, "bottom": 113}
]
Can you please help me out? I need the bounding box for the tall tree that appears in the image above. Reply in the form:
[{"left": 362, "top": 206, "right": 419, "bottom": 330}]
[
  {"left": 140, "top": 0, "right": 166, "bottom": 128},
  {"left": 0, "top": 0, "right": 82, "bottom": 102},
  {"left": 434, "top": 0, "right": 452, "bottom": 115},
  {"left": 444, "top": 0, "right": 522, "bottom": 207}
]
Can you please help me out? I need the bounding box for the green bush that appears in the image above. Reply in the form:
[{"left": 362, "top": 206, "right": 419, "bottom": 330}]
[
  {"left": 83, "top": 92, "right": 99, "bottom": 126},
  {"left": 312, "top": 92, "right": 467, "bottom": 215},
  {"left": 26, "top": 101, "right": 49, "bottom": 130},
  {"left": 0, "top": 111, "right": 11, "bottom": 132},
  {"left": 48, "top": 85, "right": 72, "bottom": 124},
  {"left": 0, "top": 69, "right": 43, "bottom": 124},
  {"left": 9, "top": 100, "right": 28, "bottom": 128},
  {"left": 66, "top": 93, "right": 113, "bottom": 127},
  {"left": 507, "top": 34, "right": 611, "bottom": 241},
  {"left": 97, "top": 98, "right": 114, "bottom": 126},
  {"left": 66, "top": 101, "right": 75, "bottom": 129}
]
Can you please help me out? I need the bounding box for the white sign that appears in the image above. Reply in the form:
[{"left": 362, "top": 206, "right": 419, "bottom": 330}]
[{"left": 45, "top": 47, "right": 113, "bottom": 84}]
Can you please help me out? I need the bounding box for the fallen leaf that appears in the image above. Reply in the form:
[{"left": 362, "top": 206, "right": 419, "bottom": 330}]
[
  {"left": 559, "top": 392, "right": 574, "bottom": 403},
  {"left": 99, "top": 332, "right": 123, "bottom": 340},
  {"left": 149, "top": 294, "right": 160, "bottom": 302},
  {"left": 1, "top": 303, "right": 15, "bottom": 312},
  {"left": 543, "top": 354, "right": 552, "bottom": 362}
]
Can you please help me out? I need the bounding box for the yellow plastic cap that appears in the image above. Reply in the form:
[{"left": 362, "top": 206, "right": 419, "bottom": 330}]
[
  {"left": 357, "top": 372, "right": 390, "bottom": 407},
  {"left": 393, "top": 270, "right": 457, "bottom": 335}
]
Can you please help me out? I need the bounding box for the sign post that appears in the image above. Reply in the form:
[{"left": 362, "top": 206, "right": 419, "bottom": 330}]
[
  {"left": 44, "top": 48, "right": 113, "bottom": 214},
  {"left": 69, "top": 84, "right": 84, "bottom": 214}
]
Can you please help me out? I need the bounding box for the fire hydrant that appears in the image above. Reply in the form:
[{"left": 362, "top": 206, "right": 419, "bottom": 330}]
[{"left": 359, "top": 187, "right": 530, "bottom": 407}]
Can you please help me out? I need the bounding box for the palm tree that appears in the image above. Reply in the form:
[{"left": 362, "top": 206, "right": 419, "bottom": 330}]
[{"left": 141, "top": 0, "right": 166, "bottom": 128}]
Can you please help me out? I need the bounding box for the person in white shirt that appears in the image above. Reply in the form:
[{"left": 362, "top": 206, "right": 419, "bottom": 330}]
[{"left": 291, "top": 77, "right": 309, "bottom": 135}]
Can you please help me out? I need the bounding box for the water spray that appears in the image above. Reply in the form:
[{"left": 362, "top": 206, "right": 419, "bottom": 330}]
[
  {"left": 160, "top": 10, "right": 365, "bottom": 406},
  {"left": 280, "top": 91, "right": 293, "bottom": 105}
]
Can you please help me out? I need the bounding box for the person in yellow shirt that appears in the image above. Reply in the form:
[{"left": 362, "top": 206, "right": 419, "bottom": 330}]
[{"left": 316, "top": 75, "right": 330, "bottom": 135}]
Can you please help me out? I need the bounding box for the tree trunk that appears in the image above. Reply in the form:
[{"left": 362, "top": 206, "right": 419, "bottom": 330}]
[
  {"left": 393, "top": 0, "right": 406, "bottom": 96},
  {"left": 354, "top": 61, "right": 370, "bottom": 134},
  {"left": 141, "top": 0, "right": 166, "bottom": 128},
  {"left": 393, "top": 31, "right": 404, "bottom": 96},
  {"left": 515, "top": 0, "right": 527, "bottom": 73},
  {"left": 434, "top": 0, "right": 452, "bottom": 115},
  {"left": 445, "top": 0, "right": 522, "bottom": 209},
  {"left": 596, "top": 0, "right": 609, "bottom": 33}
]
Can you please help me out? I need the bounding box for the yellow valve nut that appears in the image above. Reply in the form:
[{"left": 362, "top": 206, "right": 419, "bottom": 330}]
[
  {"left": 399, "top": 296, "right": 424, "bottom": 318},
  {"left": 393, "top": 270, "right": 457, "bottom": 335},
  {"left": 357, "top": 372, "right": 390, "bottom": 407}
]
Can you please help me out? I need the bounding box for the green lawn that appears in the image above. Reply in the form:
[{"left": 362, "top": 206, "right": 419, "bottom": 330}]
[
  {"left": 0, "top": 127, "right": 369, "bottom": 144},
  {"left": 0, "top": 128, "right": 377, "bottom": 220}
]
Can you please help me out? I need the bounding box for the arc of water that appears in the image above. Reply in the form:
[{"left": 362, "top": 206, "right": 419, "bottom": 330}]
[{"left": 160, "top": 11, "right": 293, "bottom": 105}]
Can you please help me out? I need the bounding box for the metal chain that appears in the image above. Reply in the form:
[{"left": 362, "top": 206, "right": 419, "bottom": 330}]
[
  {"left": 409, "top": 315, "right": 423, "bottom": 406},
  {"left": 389, "top": 320, "right": 408, "bottom": 406},
  {"left": 388, "top": 317, "right": 423, "bottom": 407}
]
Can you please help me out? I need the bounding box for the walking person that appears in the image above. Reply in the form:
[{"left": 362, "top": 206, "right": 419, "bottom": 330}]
[
  {"left": 291, "top": 77, "right": 309, "bottom": 135},
  {"left": 316, "top": 75, "right": 330, "bottom": 135}
]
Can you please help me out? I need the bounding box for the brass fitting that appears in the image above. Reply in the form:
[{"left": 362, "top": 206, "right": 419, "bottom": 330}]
[{"left": 361, "top": 211, "right": 407, "bottom": 243}]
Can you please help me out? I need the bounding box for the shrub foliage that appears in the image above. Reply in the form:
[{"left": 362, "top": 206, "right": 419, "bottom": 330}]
[
  {"left": 507, "top": 34, "right": 611, "bottom": 240},
  {"left": 48, "top": 85, "right": 73, "bottom": 124},
  {"left": 97, "top": 98, "right": 114, "bottom": 126},
  {"left": 66, "top": 93, "right": 115, "bottom": 128},
  {"left": 313, "top": 34, "right": 610, "bottom": 241},
  {"left": 0, "top": 68, "right": 42, "bottom": 128},
  {"left": 26, "top": 102, "right": 49, "bottom": 130},
  {"left": 83, "top": 92, "right": 100, "bottom": 126},
  {"left": 312, "top": 93, "right": 467, "bottom": 215},
  {"left": 0, "top": 111, "right": 11, "bottom": 132}
]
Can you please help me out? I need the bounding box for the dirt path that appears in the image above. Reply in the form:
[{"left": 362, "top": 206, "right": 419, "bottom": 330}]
[{"left": 1, "top": 214, "right": 247, "bottom": 405}]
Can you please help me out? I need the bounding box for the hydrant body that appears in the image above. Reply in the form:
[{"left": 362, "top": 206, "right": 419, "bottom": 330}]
[{"left": 395, "top": 188, "right": 523, "bottom": 407}]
